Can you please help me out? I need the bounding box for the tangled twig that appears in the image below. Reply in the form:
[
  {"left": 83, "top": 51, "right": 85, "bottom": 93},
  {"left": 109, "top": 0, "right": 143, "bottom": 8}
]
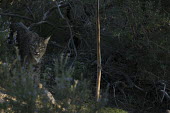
[
  {"left": 55, "top": 1, "right": 77, "bottom": 67},
  {"left": 0, "top": 13, "right": 34, "bottom": 22}
]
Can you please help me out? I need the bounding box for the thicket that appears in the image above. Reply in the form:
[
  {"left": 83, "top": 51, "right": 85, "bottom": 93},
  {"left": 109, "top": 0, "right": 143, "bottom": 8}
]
[{"left": 0, "top": 0, "right": 170, "bottom": 113}]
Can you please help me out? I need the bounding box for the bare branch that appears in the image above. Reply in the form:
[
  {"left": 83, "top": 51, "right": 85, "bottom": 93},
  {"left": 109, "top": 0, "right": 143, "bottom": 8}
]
[
  {"left": 28, "top": 21, "right": 56, "bottom": 30},
  {"left": 55, "top": 1, "right": 77, "bottom": 67},
  {"left": 43, "top": 2, "right": 69, "bottom": 20},
  {"left": 0, "top": 13, "right": 34, "bottom": 22},
  {"left": 96, "top": 0, "right": 102, "bottom": 102},
  {"left": 26, "top": 5, "right": 35, "bottom": 20},
  {"left": 160, "top": 90, "right": 170, "bottom": 101}
]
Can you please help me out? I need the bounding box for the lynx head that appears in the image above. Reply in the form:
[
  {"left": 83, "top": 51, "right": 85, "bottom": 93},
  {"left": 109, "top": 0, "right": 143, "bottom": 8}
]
[{"left": 30, "top": 37, "right": 50, "bottom": 63}]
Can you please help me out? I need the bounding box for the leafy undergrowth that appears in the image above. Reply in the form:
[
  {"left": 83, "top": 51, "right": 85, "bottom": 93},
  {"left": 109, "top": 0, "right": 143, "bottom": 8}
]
[
  {"left": 0, "top": 29, "right": 127, "bottom": 112},
  {"left": 0, "top": 0, "right": 170, "bottom": 113}
]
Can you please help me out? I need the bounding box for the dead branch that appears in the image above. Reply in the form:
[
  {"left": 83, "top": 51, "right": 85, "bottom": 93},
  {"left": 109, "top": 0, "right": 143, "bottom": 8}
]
[
  {"left": 55, "top": 1, "right": 77, "bottom": 67},
  {"left": 0, "top": 13, "right": 34, "bottom": 22},
  {"left": 26, "top": 5, "right": 35, "bottom": 20},
  {"left": 102, "top": 69, "right": 144, "bottom": 91},
  {"left": 38, "top": 83, "right": 56, "bottom": 105},
  {"left": 160, "top": 90, "right": 170, "bottom": 101},
  {"left": 96, "top": 0, "right": 102, "bottom": 102},
  {"left": 43, "top": 2, "right": 69, "bottom": 20},
  {"left": 28, "top": 21, "right": 56, "bottom": 30}
]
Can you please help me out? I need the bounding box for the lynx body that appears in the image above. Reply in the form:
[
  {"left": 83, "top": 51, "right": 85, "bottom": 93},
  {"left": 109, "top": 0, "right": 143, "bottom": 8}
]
[{"left": 10, "top": 22, "right": 50, "bottom": 64}]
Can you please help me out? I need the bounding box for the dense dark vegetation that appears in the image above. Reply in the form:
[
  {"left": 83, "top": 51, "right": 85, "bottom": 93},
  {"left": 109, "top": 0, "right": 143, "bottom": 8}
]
[{"left": 0, "top": 0, "right": 170, "bottom": 113}]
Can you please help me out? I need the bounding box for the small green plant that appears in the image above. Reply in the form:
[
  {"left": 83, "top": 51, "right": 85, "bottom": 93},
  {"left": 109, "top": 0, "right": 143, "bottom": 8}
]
[
  {"left": 48, "top": 54, "right": 94, "bottom": 112},
  {"left": 99, "top": 107, "right": 128, "bottom": 113}
]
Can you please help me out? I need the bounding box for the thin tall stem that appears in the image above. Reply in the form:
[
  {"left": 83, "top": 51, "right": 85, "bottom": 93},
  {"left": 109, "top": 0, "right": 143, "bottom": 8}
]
[{"left": 96, "top": 0, "right": 101, "bottom": 102}]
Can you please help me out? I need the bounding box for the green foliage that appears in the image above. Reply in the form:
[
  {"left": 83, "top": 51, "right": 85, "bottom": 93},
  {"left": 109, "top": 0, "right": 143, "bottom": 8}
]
[
  {"left": 0, "top": 25, "right": 10, "bottom": 61},
  {"left": 0, "top": 44, "right": 54, "bottom": 112},
  {"left": 99, "top": 107, "right": 128, "bottom": 113},
  {"left": 43, "top": 54, "right": 95, "bottom": 112},
  {"left": 99, "top": 0, "right": 170, "bottom": 112},
  {"left": 0, "top": 0, "right": 170, "bottom": 113},
  {"left": 0, "top": 32, "right": 94, "bottom": 112}
]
